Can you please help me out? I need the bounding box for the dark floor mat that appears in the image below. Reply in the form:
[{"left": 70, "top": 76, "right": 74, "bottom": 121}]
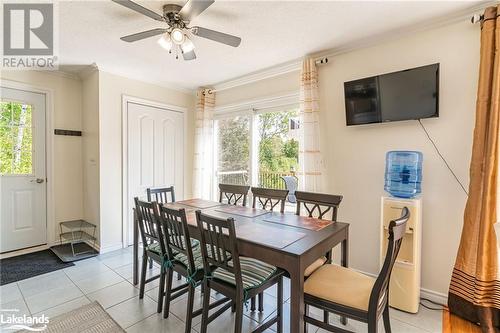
[{"left": 0, "top": 249, "right": 74, "bottom": 285}]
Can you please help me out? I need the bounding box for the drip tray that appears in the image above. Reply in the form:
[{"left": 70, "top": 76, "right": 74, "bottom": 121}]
[{"left": 50, "top": 242, "right": 99, "bottom": 263}]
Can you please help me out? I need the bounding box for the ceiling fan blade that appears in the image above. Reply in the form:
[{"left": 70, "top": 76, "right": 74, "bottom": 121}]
[
  {"left": 121, "top": 28, "right": 168, "bottom": 42},
  {"left": 112, "top": 0, "right": 164, "bottom": 21},
  {"left": 191, "top": 26, "right": 241, "bottom": 47},
  {"left": 179, "top": 0, "right": 214, "bottom": 22},
  {"left": 182, "top": 50, "right": 197, "bottom": 61}
]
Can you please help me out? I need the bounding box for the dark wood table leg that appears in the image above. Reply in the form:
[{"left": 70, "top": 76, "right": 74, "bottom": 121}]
[
  {"left": 133, "top": 208, "right": 139, "bottom": 285},
  {"left": 340, "top": 228, "right": 349, "bottom": 325},
  {"left": 289, "top": 262, "right": 305, "bottom": 333}
]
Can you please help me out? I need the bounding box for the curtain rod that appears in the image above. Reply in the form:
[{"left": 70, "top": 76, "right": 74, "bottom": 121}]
[{"left": 471, "top": 14, "right": 484, "bottom": 24}]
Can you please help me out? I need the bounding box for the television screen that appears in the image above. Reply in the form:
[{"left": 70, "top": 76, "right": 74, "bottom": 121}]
[{"left": 344, "top": 64, "right": 439, "bottom": 126}]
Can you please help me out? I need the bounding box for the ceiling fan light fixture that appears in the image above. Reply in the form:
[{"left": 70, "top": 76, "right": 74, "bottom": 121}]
[
  {"left": 170, "top": 28, "right": 185, "bottom": 45},
  {"left": 181, "top": 37, "right": 195, "bottom": 53},
  {"left": 158, "top": 33, "right": 172, "bottom": 51}
]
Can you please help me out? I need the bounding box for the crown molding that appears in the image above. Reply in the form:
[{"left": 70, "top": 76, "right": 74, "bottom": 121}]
[
  {"left": 96, "top": 64, "right": 195, "bottom": 95},
  {"left": 212, "top": 0, "right": 497, "bottom": 93},
  {"left": 33, "top": 69, "right": 81, "bottom": 81},
  {"left": 213, "top": 59, "right": 302, "bottom": 92}
]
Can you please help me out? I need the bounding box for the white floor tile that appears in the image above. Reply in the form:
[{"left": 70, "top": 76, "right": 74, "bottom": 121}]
[
  {"left": 98, "top": 252, "right": 134, "bottom": 269},
  {"left": 64, "top": 260, "right": 112, "bottom": 281},
  {"left": 87, "top": 280, "right": 139, "bottom": 309},
  {"left": 107, "top": 295, "right": 158, "bottom": 329},
  {"left": 73, "top": 269, "right": 124, "bottom": 294},
  {"left": 24, "top": 284, "right": 84, "bottom": 314},
  {"left": 0, "top": 283, "right": 23, "bottom": 305},
  {"left": 126, "top": 312, "right": 197, "bottom": 333},
  {"left": 18, "top": 270, "right": 73, "bottom": 298},
  {"left": 390, "top": 306, "right": 442, "bottom": 333},
  {"left": 34, "top": 296, "right": 90, "bottom": 318},
  {"left": 0, "top": 298, "right": 31, "bottom": 330}
]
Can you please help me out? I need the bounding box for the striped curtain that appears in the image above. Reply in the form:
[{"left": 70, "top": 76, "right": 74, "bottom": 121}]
[
  {"left": 298, "top": 58, "right": 324, "bottom": 192},
  {"left": 448, "top": 5, "right": 500, "bottom": 331},
  {"left": 193, "top": 88, "right": 215, "bottom": 199}
]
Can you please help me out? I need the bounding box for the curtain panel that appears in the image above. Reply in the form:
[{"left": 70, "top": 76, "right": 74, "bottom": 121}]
[
  {"left": 193, "top": 88, "right": 215, "bottom": 199},
  {"left": 298, "top": 58, "right": 325, "bottom": 192},
  {"left": 448, "top": 6, "right": 500, "bottom": 331}
]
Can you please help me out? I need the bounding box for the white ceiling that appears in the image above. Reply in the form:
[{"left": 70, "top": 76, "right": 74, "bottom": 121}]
[{"left": 59, "top": 1, "right": 485, "bottom": 91}]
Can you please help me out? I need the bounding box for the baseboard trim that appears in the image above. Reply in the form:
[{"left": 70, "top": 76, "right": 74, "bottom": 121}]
[
  {"left": 354, "top": 268, "right": 447, "bottom": 306},
  {"left": 98, "top": 243, "right": 124, "bottom": 254}
]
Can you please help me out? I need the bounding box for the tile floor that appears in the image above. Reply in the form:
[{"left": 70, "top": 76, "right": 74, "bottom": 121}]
[{"left": 0, "top": 247, "right": 442, "bottom": 332}]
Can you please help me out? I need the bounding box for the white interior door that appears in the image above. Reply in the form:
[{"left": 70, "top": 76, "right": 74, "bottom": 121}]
[
  {"left": 127, "top": 101, "right": 184, "bottom": 245},
  {"left": 1, "top": 87, "right": 47, "bottom": 253}
]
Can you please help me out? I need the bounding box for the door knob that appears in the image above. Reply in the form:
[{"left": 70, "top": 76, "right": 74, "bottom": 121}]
[{"left": 31, "top": 178, "right": 45, "bottom": 184}]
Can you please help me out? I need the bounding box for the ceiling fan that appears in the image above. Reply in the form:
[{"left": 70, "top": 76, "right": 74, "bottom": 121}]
[{"left": 112, "top": 0, "right": 241, "bottom": 61}]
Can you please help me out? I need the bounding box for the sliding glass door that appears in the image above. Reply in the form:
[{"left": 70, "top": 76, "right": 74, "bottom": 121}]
[{"left": 214, "top": 105, "right": 299, "bottom": 194}]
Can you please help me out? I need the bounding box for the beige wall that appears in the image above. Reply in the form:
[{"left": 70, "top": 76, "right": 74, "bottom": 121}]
[
  {"left": 1, "top": 70, "right": 84, "bottom": 243},
  {"left": 98, "top": 71, "right": 195, "bottom": 251},
  {"left": 215, "top": 20, "right": 479, "bottom": 297},
  {"left": 82, "top": 70, "right": 100, "bottom": 243}
]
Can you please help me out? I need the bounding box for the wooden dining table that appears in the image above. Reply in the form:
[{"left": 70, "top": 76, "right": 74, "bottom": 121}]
[{"left": 132, "top": 198, "right": 349, "bottom": 333}]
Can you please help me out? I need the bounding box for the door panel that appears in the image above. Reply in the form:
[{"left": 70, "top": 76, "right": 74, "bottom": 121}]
[
  {"left": 127, "top": 102, "right": 184, "bottom": 245},
  {"left": 1, "top": 87, "right": 47, "bottom": 253}
]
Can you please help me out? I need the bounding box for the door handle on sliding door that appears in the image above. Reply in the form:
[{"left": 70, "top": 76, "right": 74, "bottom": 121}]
[{"left": 30, "top": 178, "right": 45, "bottom": 184}]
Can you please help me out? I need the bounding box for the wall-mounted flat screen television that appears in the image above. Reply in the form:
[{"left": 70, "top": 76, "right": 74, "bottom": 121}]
[{"left": 344, "top": 63, "right": 439, "bottom": 126}]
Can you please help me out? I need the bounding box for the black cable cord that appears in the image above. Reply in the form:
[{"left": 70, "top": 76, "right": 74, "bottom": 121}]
[
  {"left": 419, "top": 297, "right": 445, "bottom": 311},
  {"left": 417, "top": 119, "right": 469, "bottom": 196}
]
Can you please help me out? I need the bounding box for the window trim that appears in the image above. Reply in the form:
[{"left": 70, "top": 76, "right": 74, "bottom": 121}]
[{"left": 213, "top": 92, "right": 300, "bottom": 198}]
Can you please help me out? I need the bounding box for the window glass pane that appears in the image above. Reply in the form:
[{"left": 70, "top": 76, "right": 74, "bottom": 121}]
[
  {"left": 0, "top": 102, "right": 33, "bottom": 175},
  {"left": 216, "top": 115, "right": 250, "bottom": 186},
  {"left": 257, "top": 108, "right": 299, "bottom": 189}
]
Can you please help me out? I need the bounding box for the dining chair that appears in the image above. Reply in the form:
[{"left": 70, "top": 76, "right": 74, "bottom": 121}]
[
  {"left": 219, "top": 183, "right": 250, "bottom": 206},
  {"left": 249, "top": 186, "right": 288, "bottom": 312},
  {"left": 295, "top": 191, "right": 344, "bottom": 277},
  {"left": 134, "top": 197, "right": 166, "bottom": 313},
  {"left": 156, "top": 204, "right": 229, "bottom": 333},
  {"left": 147, "top": 186, "right": 176, "bottom": 204},
  {"left": 251, "top": 187, "right": 289, "bottom": 214},
  {"left": 303, "top": 207, "right": 410, "bottom": 333},
  {"left": 196, "top": 210, "right": 285, "bottom": 333}
]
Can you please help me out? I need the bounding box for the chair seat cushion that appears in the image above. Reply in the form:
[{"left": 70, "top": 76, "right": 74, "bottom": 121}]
[
  {"left": 212, "top": 257, "right": 277, "bottom": 290},
  {"left": 304, "top": 256, "right": 327, "bottom": 277},
  {"left": 173, "top": 250, "right": 204, "bottom": 272},
  {"left": 304, "top": 264, "right": 375, "bottom": 311},
  {"left": 147, "top": 238, "right": 200, "bottom": 256}
]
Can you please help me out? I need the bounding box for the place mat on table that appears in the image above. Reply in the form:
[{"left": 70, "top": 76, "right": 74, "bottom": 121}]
[
  {"left": 263, "top": 214, "right": 333, "bottom": 231},
  {"left": 178, "top": 199, "right": 223, "bottom": 209},
  {"left": 214, "top": 205, "right": 270, "bottom": 218},
  {"left": 235, "top": 222, "right": 306, "bottom": 249}
]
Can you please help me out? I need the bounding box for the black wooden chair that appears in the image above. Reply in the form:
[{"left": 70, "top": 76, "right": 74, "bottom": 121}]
[
  {"left": 295, "top": 191, "right": 344, "bottom": 277},
  {"left": 303, "top": 207, "right": 410, "bottom": 333},
  {"left": 156, "top": 205, "right": 229, "bottom": 333},
  {"left": 134, "top": 198, "right": 166, "bottom": 313},
  {"left": 196, "top": 211, "right": 284, "bottom": 333},
  {"left": 147, "top": 186, "right": 176, "bottom": 203},
  {"left": 219, "top": 184, "right": 250, "bottom": 206},
  {"left": 251, "top": 187, "right": 289, "bottom": 214},
  {"left": 249, "top": 187, "right": 288, "bottom": 312}
]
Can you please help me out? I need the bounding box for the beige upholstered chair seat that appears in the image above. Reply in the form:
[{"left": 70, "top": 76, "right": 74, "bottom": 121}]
[
  {"left": 304, "top": 264, "right": 375, "bottom": 311},
  {"left": 304, "top": 256, "right": 327, "bottom": 277}
]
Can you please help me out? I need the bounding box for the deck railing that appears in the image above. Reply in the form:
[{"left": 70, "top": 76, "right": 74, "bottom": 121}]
[{"left": 217, "top": 170, "right": 294, "bottom": 190}]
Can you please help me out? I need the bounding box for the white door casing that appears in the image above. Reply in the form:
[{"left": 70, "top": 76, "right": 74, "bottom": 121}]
[
  {"left": 1, "top": 87, "right": 47, "bottom": 253},
  {"left": 125, "top": 99, "right": 184, "bottom": 246}
]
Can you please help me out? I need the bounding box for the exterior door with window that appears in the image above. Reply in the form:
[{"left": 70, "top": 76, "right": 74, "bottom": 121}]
[{"left": 1, "top": 87, "right": 47, "bottom": 253}]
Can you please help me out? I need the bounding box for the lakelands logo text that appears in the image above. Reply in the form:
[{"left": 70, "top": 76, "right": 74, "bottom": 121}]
[
  {"left": 1, "top": 309, "right": 49, "bottom": 331},
  {"left": 2, "top": 3, "right": 58, "bottom": 69}
]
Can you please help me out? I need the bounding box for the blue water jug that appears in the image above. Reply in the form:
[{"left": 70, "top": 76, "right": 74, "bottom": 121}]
[{"left": 384, "top": 151, "right": 423, "bottom": 198}]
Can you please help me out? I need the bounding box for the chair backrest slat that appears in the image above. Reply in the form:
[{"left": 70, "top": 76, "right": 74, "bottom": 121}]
[
  {"left": 156, "top": 204, "right": 196, "bottom": 272},
  {"left": 251, "top": 187, "right": 288, "bottom": 213},
  {"left": 219, "top": 184, "right": 250, "bottom": 206},
  {"left": 295, "top": 191, "right": 343, "bottom": 221},
  {"left": 134, "top": 197, "right": 165, "bottom": 254},
  {"left": 196, "top": 210, "right": 243, "bottom": 290},
  {"left": 147, "top": 186, "right": 176, "bottom": 204},
  {"left": 369, "top": 207, "right": 410, "bottom": 316}
]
